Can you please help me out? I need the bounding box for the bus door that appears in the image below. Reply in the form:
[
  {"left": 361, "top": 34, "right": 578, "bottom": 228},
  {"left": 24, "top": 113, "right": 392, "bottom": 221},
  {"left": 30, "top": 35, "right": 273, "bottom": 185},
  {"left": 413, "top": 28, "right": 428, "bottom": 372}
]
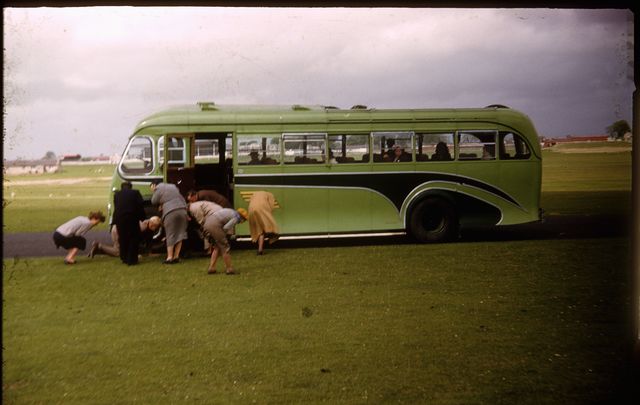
[
  {"left": 193, "top": 133, "right": 234, "bottom": 203},
  {"left": 161, "top": 133, "right": 195, "bottom": 196}
]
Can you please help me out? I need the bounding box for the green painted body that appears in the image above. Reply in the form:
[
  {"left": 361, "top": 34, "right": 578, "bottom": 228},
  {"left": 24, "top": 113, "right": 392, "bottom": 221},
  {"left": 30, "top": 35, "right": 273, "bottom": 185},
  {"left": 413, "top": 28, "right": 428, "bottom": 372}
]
[{"left": 110, "top": 103, "right": 542, "bottom": 241}]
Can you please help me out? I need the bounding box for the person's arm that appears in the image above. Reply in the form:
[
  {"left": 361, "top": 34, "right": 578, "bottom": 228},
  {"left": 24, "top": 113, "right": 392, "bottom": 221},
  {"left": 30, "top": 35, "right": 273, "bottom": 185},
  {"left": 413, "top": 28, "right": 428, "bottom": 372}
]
[
  {"left": 222, "top": 215, "right": 240, "bottom": 234},
  {"left": 150, "top": 185, "right": 162, "bottom": 205}
]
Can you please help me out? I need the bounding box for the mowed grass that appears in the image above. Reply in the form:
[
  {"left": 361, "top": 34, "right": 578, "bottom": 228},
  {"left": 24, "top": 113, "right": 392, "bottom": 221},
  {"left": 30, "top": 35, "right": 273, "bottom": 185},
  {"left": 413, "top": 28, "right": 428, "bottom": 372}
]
[
  {"left": 2, "top": 145, "right": 634, "bottom": 403},
  {"left": 3, "top": 238, "right": 631, "bottom": 404},
  {"left": 3, "top": 165, "right": 114, "bottom": 233},
  {"left": 540, "top": 148, "right": 631, "bottom": 217}
]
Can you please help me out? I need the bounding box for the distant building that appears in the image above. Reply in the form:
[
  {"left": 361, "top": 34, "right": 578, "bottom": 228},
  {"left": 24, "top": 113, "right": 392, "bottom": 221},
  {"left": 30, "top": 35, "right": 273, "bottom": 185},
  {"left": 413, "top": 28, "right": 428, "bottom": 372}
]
[
  {"left": 61, "top": 154, "right": 82, "bottom": 161},
  {"left": 565, "top": 135, "right": 609, "bottom": 142},
  {"left": 541, "top": 134, "right": 609, "bottom": 148},
  {"left": 4, "top": 159, "right": 60, "bottom": 175}
]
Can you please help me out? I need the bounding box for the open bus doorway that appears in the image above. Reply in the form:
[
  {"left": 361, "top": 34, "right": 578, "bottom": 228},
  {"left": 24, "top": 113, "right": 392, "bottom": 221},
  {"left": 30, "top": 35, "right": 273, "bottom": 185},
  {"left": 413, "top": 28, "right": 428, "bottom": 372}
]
[{"left": 192, "top": 133, "right": 234, "bottom": 205}]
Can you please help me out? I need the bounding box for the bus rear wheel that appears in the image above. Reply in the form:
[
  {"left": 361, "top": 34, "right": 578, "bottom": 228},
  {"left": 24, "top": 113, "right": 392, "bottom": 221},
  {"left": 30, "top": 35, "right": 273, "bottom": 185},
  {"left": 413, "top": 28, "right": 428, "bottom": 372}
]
[{"left": 409, "top": 198, "right": 458, "bottom": 243}]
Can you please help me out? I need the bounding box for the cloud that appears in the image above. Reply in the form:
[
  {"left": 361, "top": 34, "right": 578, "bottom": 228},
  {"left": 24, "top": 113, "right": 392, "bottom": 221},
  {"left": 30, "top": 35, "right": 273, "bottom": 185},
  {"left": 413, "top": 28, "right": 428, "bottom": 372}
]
[{"left": 3, "top": 7, "right": 634, "bottom": 159}]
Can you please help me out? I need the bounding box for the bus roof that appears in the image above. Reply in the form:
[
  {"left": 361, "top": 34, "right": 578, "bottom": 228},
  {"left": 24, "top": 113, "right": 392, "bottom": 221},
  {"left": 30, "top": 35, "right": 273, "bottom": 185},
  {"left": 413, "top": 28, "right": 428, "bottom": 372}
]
[{"left": 133, "top": 102, "right": 538, "bottom": 138}]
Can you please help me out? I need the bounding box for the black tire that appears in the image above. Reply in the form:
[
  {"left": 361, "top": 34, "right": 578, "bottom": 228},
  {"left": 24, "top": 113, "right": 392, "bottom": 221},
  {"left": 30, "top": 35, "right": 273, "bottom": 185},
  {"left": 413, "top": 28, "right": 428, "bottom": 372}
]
[{"left": 409, "top": 197, "right": 458, "bottom": 243}]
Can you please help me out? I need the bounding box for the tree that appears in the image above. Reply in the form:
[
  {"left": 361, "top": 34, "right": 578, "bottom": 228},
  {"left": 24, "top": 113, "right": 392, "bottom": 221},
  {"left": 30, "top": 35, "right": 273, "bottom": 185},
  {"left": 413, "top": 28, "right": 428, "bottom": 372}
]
[
  {"left": 606, "top": 120, "right": 631, "bottom": 139},
  {"left": 43, "top": 151, "right": 57, "bottom": 160}
]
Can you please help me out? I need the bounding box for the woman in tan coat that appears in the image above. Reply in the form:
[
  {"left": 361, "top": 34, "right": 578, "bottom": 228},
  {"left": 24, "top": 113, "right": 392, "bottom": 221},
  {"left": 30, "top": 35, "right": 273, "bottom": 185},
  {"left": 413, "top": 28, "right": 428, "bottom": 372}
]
[{"left": 248, "top": 191, "right": 280, "bottom": 255}]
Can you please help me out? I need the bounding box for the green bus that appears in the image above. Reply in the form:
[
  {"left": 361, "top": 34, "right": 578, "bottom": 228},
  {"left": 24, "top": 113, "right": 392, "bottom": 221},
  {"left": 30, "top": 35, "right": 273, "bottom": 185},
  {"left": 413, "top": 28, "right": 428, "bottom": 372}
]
[{"left": 110, "top": 102, "right": 542, "bottom": 243}]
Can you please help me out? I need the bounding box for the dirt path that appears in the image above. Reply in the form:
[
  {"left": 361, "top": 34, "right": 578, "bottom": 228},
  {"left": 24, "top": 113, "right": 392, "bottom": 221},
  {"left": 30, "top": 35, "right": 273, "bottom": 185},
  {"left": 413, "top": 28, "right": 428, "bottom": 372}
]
[
  {"left": 3, "top": 214, "right": 629, "bottom": 259},
  {"left": 5, "top": 177, "right": 112, "bottom": 186}
]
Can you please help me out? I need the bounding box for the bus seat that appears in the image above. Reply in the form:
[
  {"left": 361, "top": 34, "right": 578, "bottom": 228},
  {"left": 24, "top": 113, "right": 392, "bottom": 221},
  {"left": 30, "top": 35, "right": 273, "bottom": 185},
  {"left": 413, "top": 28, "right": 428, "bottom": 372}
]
[{"left": 416, "top": 154, "right": 429, "bottom": 161}]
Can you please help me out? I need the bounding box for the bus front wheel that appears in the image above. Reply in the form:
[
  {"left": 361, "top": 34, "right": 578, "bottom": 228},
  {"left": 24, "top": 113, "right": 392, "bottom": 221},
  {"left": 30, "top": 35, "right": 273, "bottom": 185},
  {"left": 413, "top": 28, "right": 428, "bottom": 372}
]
[{"left": 409, "top": 198, "right": 458, "bottom": 243}]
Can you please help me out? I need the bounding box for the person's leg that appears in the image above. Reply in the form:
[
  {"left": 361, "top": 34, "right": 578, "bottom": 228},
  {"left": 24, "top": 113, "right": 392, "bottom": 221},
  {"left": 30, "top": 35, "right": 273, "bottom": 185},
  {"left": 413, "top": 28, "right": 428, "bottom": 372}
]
[
  {"left": 223, "top": 251, "right": 234, "bottom": 274},
  {"left": 65, "top": 247, "right": 80, "bottom": 264},
  {"left": 172, "top": 240, "right": 183, "bottom": 262},
  {"left": 126, "top": 221, "right": 141, "bottom": 265},
  {"left": 98, "top": 242, "right": 120, "bottom": 257},
  {"left": 117, "top": 221, "right": 130, "bottom": 264},
  {"left": 127, "top": 233, "right": 140, "bottom": 265},
  {"left": 166, "top": 244, "right": 175, "bottom": 262},
  {"left": 208, "top": 247, "right": 219, "bottom": 273},
  {"left": 257, "top": 234, "right": 265, "bottom": 255}
]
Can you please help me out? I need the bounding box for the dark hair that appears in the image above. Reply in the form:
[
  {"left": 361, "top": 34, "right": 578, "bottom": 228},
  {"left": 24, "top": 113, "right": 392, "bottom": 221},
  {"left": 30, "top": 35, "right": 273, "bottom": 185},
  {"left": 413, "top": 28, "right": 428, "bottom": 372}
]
[
  {"left": 186, "top": 189, "right": 198, "bottom": 197},
  {"left": 121, "top": 181, "right": 133, "bottom": 190},
  {"left": 151, "top": 179, "right": 162, "bottom": 186}
]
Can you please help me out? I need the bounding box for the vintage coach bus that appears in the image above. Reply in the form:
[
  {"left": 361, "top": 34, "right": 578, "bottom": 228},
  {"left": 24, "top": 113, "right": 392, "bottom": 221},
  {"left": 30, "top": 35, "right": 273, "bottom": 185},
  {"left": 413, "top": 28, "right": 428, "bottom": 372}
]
[{"left": 110, "top": 102, "right": 542, "bottom": 242}]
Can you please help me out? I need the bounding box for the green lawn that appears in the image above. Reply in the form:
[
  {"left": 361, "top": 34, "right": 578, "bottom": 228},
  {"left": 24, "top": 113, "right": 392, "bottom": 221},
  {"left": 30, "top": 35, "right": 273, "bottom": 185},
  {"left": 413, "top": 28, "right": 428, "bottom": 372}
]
[
  {"left": 3, "top": 238, "right": 631, "bottom": 404},
  {"left": 3, "top": 165, "right": 114, "bottom": 233}
]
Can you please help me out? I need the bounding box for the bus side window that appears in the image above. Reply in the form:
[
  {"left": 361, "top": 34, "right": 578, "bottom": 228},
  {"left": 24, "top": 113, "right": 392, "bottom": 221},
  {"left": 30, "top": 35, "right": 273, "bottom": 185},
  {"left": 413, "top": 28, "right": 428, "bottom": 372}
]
[
  {"left": 238, "top": 135, "right": 281, "bottom": 165},
  {"left": 458, "top": 131, "right": 496, "bottom": 161},
  {"left": 499, "top": 132, "right": 531, "bottom": 160},
  {"left": 372, "top": 132, "right": 413, "bottom": 163},
  {"left": 283, "top": 134, "right": 326, "bottom": 164},
  {"left": 416, "top": 133, "right": 454, "bottom": 162},
  {"left": 329, "top": 134, "right": 369, "bottom": 163}
]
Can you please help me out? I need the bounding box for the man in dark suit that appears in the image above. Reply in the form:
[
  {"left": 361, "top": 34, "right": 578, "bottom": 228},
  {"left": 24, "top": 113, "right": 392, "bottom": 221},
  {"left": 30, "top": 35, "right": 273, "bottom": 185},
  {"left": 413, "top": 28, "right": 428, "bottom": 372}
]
[{"left": 113, "top": 182, "right": 146, "bottom": 265}]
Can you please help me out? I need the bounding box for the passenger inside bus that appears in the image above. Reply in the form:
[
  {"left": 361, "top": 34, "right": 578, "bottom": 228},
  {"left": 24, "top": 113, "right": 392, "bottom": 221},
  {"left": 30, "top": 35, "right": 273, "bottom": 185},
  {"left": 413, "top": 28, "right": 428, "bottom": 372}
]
[
  {"left": 389, "top": 145, "right": 411, "bottom": 162},
  {"left": 248, "top": 151, "right": 261, "bottom": 165},
  {"left": 431, "top": 142, "right": 452, "bottom": 161},
  {"left": 482, "top": 144, "right": 496, "bottom": 160}
]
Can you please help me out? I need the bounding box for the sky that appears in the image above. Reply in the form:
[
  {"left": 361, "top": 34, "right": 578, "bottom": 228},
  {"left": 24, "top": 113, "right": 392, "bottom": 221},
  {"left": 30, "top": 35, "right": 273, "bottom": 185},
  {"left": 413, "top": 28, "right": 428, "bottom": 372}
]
[{"left": 3, "top": 7, "right": 635, "bottom": 160}]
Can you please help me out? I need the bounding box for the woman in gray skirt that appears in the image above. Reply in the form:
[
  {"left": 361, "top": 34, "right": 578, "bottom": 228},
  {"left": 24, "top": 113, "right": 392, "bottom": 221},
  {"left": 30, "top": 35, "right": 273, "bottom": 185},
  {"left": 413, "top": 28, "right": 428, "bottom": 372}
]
[{"left": 150, "top": 180, "right": 188, "bottom": 264}]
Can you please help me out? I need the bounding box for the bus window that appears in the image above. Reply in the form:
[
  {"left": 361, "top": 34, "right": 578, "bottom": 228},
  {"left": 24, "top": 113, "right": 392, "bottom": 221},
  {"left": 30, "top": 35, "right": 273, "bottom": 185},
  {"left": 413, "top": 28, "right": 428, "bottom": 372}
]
[
  {"left": 499, "top": 132, "right": 531, "bottom": 160},
  {"left": 457, "top": 131, "right": 497, "bottom": 161},
  {"left": 416, "top": 133, "right": 454, "bottom": 161},
  {"left": 328, "top": 134, "right": 369, "bottom": 163},
  {"left": 121, "top": 136, "right": 154, "bottom": 174},
  {"left": 372, "top": 132, "right": 413, "bottom": 162},
  {"left": 283, "top": 134, "right": 326, "bottom": 164},
  {"left": 158, "top": 136, "right": 187, "bottom": 165},
  {"left": 238, "top": 135, "right": 281, "bottom": 165},
  {"left": 194, "top": 139, "right": 219, "bottom": 164}
]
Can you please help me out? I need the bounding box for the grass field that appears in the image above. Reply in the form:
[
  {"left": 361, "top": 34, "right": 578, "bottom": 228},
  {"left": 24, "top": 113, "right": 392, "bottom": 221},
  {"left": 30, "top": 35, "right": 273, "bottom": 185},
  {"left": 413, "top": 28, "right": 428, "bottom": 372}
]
[
  {"left": 2, "top": 145, "right": 635, "bottom": 404},
  {"left": 2, "top": 238, "right": 632, "bottom": 404}
]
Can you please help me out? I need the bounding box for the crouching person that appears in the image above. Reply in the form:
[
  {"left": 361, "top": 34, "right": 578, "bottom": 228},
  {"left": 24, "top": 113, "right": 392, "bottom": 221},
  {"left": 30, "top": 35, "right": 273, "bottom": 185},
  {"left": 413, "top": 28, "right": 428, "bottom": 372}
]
[
  {"left": 89, "top": 216, "right": 162, "bottom": 260},
  {"left": 53, "top": 211, "right": 106, "bottom": 264},
  {"left": 201, "top": 208, "right": 248, "bottom": 275}
]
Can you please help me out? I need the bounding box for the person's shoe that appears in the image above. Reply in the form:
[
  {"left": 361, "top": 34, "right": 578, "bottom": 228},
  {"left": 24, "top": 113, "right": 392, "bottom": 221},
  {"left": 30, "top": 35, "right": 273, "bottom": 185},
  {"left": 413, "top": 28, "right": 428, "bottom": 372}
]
[
  {"left": 64, "top": 258, "right": 75, "bottom": 265},
  {"left": 207, "top": 269, "right": 218, "bottom": 275},
  {"left": 225, "top": 269, "right": 236, "bottom": 275},
  {"left": 269, "top": 234, "right": 280, "bottom": 244},
  {"left": 257, "top": 250, "right": 264, "bottom": 256},
  {"left": 163, "top": 258, "right": 175, "bottom": 264},
  {"left": 88, "top": 242, "right": 99, "bottom": 258}
]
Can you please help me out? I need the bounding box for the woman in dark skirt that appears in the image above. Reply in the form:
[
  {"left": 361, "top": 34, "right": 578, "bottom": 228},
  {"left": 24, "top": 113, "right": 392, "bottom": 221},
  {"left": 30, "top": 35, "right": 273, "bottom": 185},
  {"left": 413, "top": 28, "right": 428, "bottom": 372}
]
[{"left": 53, "top": 211, "right": 105, "bottom": 264}]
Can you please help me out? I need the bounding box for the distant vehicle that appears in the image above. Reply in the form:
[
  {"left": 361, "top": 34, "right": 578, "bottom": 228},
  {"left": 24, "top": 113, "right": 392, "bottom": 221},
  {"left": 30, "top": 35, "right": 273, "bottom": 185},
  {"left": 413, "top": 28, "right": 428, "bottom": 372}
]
[{"left": 110, "top": 102, "right": 542, "bottom": 242}]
